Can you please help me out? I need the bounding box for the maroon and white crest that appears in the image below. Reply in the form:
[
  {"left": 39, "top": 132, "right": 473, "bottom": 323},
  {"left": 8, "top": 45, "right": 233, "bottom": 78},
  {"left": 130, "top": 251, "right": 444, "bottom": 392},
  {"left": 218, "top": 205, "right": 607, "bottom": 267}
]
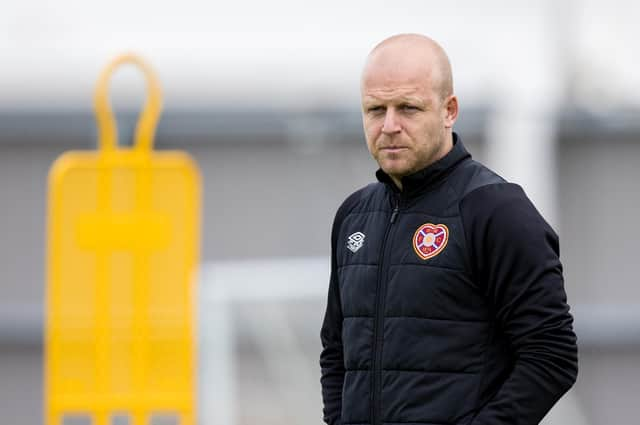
[{"left": 413, "top": 223, "right": 449, "bottom": 260}]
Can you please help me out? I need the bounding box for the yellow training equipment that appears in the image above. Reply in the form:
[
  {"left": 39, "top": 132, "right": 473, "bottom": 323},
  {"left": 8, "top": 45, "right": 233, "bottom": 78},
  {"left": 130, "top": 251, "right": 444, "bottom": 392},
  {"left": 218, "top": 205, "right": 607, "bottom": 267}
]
[{"left": 45, "top": 54, "right": 200, "bottom": 425}]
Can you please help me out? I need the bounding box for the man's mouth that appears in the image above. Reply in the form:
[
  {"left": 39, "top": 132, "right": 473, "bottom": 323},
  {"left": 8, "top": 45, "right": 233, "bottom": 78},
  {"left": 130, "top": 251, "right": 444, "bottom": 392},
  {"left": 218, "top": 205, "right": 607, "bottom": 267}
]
[{"left": 380, "top": 146, "right": 408, "bottom": 153}]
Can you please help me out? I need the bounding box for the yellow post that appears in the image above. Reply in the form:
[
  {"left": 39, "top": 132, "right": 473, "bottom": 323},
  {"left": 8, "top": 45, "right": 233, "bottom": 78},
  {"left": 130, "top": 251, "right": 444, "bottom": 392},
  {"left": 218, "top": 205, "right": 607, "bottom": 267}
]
[{"left": 45, "top": 54, "right": 200, "bottom": 425}]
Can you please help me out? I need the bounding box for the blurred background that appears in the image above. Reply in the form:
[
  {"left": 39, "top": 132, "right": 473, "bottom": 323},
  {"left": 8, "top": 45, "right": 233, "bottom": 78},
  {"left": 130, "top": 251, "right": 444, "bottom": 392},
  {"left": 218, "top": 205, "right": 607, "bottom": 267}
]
[{"left": 1, "top": 0, "right": 639, "bottom": 424}]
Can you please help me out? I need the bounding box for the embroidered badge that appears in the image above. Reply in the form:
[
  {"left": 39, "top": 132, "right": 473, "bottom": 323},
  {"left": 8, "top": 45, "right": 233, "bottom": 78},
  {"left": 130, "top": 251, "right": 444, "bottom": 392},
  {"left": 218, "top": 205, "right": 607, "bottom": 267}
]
[
  {"left": 347, "top": 232, "right": 365, "bottom": 253},
  {"left": 413, "top": 223, "right": 449, "bottom": 260}
]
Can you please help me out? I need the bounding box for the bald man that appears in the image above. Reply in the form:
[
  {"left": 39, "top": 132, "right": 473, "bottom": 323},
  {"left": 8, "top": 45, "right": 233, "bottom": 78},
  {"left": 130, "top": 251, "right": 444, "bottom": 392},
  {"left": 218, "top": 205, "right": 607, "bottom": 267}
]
[{"left": 320, "top": 34, "right": 577, "bottom": 425}]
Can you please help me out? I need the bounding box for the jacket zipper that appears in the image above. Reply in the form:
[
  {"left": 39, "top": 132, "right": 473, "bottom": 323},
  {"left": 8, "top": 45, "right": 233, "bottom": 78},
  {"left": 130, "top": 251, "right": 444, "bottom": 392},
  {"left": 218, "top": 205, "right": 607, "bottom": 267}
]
[{"left": 371, "top": 196, "right": 400, "bottom": 425}]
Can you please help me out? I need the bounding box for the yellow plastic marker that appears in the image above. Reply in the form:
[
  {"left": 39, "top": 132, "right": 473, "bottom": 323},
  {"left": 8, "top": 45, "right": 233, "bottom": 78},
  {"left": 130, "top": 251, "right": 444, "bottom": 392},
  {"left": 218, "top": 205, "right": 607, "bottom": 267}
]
[{"left": 45, "top": 54, "right": 200, "bottom": 425}]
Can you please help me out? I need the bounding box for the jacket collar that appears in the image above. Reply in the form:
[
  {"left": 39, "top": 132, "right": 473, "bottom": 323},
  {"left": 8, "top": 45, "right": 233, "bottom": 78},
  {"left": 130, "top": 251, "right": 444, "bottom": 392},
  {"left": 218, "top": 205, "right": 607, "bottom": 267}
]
[{"left": 375, "top": 132, "right": 471, "bottom": 198}]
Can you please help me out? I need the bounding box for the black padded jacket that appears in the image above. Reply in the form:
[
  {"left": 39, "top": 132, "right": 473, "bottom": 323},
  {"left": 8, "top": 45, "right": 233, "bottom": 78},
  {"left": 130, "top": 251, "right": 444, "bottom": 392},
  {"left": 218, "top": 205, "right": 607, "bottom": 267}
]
[{"left": 319, "top": 133, "right": 578, "bottom": 425}]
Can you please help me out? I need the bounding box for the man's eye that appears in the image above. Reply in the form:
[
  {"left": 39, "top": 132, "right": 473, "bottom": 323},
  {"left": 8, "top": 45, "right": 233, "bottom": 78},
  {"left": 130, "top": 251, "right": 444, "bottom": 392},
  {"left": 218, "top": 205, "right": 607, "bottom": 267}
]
[
  {"left": 402, "top": 105, "right": 419, "bottom": 112},
  {"left": 368, "top": 106, "right": 384, "bottom": 113}
]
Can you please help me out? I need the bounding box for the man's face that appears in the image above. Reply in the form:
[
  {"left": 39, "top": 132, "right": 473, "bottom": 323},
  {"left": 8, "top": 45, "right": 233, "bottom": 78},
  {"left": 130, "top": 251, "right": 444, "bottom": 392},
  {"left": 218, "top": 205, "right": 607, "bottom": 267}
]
[{"left": 361, "top": 56, "right": 455, "bottom": 182}]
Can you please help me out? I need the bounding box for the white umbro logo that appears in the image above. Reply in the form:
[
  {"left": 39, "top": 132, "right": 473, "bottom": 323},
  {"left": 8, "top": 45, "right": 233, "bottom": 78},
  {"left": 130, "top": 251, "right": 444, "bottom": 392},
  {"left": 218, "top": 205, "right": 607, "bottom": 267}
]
[{"left": 347, "top": 232, "right": 365, "bottom": 253}]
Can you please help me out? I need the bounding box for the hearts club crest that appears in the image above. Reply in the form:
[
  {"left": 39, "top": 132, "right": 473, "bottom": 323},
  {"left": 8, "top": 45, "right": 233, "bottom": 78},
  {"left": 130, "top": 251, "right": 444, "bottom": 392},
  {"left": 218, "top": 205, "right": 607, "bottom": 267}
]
[{"left": 413, "top": 223, "right": 449, "bottom": 260}]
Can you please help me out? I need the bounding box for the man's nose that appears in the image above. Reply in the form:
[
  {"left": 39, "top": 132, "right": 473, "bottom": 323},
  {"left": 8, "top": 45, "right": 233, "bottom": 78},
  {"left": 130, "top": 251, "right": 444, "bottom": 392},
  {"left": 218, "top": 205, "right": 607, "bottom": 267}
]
[{"left": 381, "top": 108, "right": 401, "bottom": 135}]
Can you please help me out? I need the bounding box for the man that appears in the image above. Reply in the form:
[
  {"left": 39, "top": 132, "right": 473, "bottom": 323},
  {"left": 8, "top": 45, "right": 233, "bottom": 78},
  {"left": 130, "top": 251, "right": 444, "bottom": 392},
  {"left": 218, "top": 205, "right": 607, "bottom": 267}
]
[{"left": 319, "top": 34, "right": 577, "bottom": 425}]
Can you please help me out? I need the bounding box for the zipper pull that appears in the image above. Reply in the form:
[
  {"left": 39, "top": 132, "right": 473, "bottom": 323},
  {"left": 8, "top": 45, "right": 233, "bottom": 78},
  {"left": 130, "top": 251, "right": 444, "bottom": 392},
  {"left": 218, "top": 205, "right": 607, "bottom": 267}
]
[{"left": 390, "top": 204, "right": 399, "bottom": 223}]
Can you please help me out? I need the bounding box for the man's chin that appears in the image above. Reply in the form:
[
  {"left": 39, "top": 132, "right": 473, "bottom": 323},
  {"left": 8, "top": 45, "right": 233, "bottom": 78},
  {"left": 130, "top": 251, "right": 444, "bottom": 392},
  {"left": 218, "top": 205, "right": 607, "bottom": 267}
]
[{"left": 380, "top": 163, "right": 410, "bottom": 178}]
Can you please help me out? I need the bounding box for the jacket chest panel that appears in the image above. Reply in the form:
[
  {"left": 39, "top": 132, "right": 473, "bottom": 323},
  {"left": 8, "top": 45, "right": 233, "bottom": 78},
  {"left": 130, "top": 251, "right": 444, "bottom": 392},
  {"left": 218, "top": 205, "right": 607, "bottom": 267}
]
[
  {"left": 337, "top": 207, "right": 485, "bottom": 321},
  {"left": 387, "top": 211, "right": 466, "bottom": 271},
  {"left": 384, "top": 211, "right": 486, "bottom": 321},
  {"left": 337, "top": 211, "right": 389, "bottom": 318}
]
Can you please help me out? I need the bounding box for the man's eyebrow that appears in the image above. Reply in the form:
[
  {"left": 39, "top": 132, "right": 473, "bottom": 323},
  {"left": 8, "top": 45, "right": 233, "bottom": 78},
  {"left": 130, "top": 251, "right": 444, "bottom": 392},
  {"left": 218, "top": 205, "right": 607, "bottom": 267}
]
[
  {"left": 397, "top": 96, "right": 425, "bottom": 106},
  {"left": 363, "top": 96, "right": 427, "bottom": 108},
  {"left": 362, "top": 96, "right": 381, "bottom": 105}
]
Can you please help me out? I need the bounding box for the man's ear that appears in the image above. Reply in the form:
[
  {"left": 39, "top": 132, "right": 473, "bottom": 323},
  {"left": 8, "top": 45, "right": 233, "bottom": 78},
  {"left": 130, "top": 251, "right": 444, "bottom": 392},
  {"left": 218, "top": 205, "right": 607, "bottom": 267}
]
[{"left": 444, "top": 95, "right": 458, "bottom": 128}]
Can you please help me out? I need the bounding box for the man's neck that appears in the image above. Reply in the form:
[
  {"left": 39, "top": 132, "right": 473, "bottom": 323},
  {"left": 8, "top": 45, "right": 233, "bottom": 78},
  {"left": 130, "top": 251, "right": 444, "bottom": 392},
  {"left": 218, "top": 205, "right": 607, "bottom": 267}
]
[{"left": 390, "top": 176, "right": 403, "bottom": 191}]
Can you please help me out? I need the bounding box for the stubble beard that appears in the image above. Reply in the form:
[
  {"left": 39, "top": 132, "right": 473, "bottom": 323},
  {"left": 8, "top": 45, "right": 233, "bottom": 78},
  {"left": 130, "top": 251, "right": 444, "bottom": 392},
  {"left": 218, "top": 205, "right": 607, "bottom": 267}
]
[{"left": 377, "top": 133, "right": 447, "bottom": 181}]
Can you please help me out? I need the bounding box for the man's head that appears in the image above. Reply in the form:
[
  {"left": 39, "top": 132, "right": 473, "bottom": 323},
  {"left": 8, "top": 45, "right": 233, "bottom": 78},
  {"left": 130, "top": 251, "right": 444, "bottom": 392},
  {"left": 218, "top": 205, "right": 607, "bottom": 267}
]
[{"left": 361, "top": 34, "right": 458, "bottom": 189}]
